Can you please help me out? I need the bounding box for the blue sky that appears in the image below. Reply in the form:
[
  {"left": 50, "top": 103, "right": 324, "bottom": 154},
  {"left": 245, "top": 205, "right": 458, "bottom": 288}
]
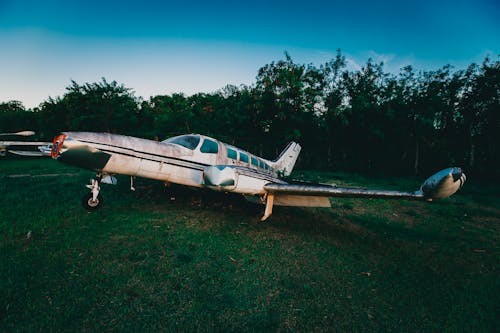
[{"left": 1, "top": 0, "right": 498, "bottom": 108}]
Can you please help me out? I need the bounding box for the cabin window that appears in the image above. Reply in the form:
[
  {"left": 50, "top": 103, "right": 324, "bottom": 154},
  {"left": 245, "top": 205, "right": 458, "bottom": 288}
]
[
  {"left": 239, "top": 152, "right": 249, "bottom": 163},
  {"left": 227, "top": 147, "right": 237, "bottom": 159},
  {"left": 264, "top": 163, "right": 269, "bottom": 170},
  {"left": 200, "top": 139, "right": 219, "bottom": 154},
  {"left": 251, "top": 157, "right": 259, "bottom": 167},
  {"left": 163, "top": 135, "right": 200, "bottom": 150},
  {"left": 259, "top": 160, "right": 265, "bottom": 169}
]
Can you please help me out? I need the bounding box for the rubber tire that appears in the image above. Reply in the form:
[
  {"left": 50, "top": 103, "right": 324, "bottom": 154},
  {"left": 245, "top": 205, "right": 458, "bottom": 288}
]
[{"left": 82, "top": 193, "right": 103, "bottom": 211}]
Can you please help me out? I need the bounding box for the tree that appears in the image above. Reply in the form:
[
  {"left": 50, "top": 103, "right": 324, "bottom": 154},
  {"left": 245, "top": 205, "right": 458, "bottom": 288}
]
[
  {"left": 2, "top": 55, "right": 499, "bottom": 179},
  {"left": 320, "top": 50, "right": 347, "bottom": 169},
  {"left": 340, "top": 59, "right": 389, "bottom": 172},
  {"left": 0, "top": 101, "right": 39, "bottom": 134},
  {"left": 39, "top": 78, "right": 140, "bottom": 135},
  {"left": 254, "top": 52, "right": 326, "bottom": 165},
  {"left": 455, "top": 57, "right": 500, "bottom": 174}
]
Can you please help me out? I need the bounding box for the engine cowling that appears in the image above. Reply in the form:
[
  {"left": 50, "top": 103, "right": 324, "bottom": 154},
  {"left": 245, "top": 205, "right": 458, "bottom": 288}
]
[{"left": 203, "top": 165, "right": 238, "bottom": 191}]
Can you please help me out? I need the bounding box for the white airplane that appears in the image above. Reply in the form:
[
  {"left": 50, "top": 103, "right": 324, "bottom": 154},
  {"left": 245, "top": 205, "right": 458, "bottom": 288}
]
[
  {"left": 0, "top": 131, "right": 51, "bottom": 157},
  {"left": 0, "top": 141, "right": 52, "bottom": 157},
  {"left": 51, "top": 132, "right": 466, "bottom": 220}
]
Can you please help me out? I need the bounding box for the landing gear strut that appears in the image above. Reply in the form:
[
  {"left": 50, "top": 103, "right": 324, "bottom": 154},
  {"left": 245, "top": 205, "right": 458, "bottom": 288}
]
[
  {"left": 260, "top": 193, "right": 275, "bottom": 221},
  {"left": 82, "top": 176, "right": 104, "bottom": 211}
]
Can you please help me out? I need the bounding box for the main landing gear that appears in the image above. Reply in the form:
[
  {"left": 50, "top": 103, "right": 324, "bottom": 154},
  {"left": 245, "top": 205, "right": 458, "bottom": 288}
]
[{"left": 82, "top": 177, "right": 104, "bottom": 211}]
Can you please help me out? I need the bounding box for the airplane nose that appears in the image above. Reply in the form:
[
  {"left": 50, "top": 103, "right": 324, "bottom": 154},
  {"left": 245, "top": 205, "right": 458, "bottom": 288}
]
[
  {"left": 51, "top": 133, "right": 112, "bottom": 171},
  {"left": 51, "top": 134, "right": 67, "bottom": 158}
]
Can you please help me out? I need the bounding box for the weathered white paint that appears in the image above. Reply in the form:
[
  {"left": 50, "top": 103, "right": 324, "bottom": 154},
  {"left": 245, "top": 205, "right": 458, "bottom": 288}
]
[{"left": 52, "top": 132, "right": 466, "bottom": 220}]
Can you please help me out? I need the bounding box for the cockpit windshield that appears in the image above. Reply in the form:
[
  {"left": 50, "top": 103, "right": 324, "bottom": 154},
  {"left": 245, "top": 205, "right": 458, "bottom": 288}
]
[{"left": 162, "top": 135, "right": 200, "bottom": 150}]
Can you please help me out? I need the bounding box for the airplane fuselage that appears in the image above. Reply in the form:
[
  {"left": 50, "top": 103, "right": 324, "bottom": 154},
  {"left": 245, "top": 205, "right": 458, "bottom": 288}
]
[
  {"left": 51, "top": 131, "right": 465, "bottom": 220},
  {"left": 52, "top": 132, "right": 286, "bottom": 195}
]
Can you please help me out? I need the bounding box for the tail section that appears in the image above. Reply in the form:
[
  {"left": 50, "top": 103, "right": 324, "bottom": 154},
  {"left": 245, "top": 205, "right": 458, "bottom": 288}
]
[{"left": 272, "top": 142, "right": 301, "bottom": 177}]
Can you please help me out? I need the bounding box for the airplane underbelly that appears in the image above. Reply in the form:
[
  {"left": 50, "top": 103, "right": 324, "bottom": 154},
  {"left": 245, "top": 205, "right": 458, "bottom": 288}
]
[
  {"left": 136, "top": 159, "right": 170, "bottom": 180},
  {"left": 163, "top": 164, "right": 204, "bottom": 187},
  {"left": 103, "top": 153, "right": 204, "bottom": 187},
  {"left": 136, "top": 160, "right": 204, "bottom": 187},
  {"left": 102, "top": 154, "right": 140, "bottom": 175}
]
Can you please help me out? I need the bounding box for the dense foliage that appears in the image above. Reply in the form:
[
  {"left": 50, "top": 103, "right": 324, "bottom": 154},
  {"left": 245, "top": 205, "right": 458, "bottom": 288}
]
[{"left": 1, "top": 52, "right": 499, "bottom": 178}]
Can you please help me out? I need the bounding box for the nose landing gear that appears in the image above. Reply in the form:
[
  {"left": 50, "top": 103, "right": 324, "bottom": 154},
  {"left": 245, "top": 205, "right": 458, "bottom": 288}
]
[{"left": 82, "top": 177, "right": 103, "bottom": 211}]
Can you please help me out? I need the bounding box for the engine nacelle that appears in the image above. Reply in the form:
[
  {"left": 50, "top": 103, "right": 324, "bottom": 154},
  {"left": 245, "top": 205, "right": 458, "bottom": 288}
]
[{"left": 203, "top": 165, "right": 238, "bottom": 191}]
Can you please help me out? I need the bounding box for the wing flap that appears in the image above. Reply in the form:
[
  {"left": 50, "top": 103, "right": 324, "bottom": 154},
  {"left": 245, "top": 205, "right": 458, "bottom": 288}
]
[{"left": 274, "top": 195, "right": 331, "bottom": 207}]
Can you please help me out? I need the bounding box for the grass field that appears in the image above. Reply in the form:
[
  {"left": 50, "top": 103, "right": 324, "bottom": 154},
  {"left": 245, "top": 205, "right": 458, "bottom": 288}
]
[{"left": 1, "top": 158, "right": 499, "bottom": 332}]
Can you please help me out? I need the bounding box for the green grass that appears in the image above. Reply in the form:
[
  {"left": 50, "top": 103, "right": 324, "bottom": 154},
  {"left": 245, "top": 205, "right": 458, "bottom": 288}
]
[{"left": 1, "top": 159, "right": 499, "bottom": 332}]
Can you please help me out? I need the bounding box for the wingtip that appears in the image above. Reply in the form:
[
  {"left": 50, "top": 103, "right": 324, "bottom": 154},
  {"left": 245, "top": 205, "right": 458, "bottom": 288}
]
[{"left": 421, "top": 167, "right": 466, "bottom": 199}]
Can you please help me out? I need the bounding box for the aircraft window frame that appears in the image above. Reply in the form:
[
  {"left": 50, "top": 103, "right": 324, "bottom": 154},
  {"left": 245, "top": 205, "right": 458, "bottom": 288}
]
[
  {"left": 162, "top": 135, "right": 200, "bottom": 150},
  {"left": 227, "top": 147, "right": 237, "bottom": 160},
  {"left": 239, "top": 152, "right": 249, "bottom": 163},
  {"left": 200, "top": 138, "right": 219, "bottom": 154},
  {"left": 251, "top": 157, "right": 259, "bottom": 167}
]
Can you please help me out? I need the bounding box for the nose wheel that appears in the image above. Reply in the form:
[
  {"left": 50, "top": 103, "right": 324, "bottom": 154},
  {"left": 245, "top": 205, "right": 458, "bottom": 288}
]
[
  {"left": 82, "top": 177, "right": 104, "bottom": 211},
  {"left": 82, "top": 192, "right": 104, "bottom": 211}
]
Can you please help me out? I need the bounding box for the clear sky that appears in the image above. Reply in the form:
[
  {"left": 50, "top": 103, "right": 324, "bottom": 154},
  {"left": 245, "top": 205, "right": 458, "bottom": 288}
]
[{"left": 1, "top": 0, "right": 498, "bottom": 108}]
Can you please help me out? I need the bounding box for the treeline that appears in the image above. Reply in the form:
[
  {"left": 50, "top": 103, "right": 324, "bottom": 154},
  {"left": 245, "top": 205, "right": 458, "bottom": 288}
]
[{"left": 1, "top": 51, "right": 499, "bottom": 178}]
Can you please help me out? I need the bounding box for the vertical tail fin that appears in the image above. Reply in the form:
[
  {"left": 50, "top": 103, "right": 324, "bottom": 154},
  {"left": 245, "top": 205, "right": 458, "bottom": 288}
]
[{"left": 272, "top": 142, "right": 301, "bottom": 177}]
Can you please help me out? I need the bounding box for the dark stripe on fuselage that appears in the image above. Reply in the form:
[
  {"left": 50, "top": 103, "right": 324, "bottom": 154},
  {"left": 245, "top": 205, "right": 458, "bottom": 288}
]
[
  {"left": 77, "top": 138, "right": 276, "bottom": 177},
  {"left": 95, "top": 147, "right": 206, "bottom": 172},
  {"left": 77, "top": 139, "right": 210, "bottom": 168},
  {"left": 76, "top": 139, "right": 210, "bottom": 170},
  {"left": 99, "top": 147, "right": 282, "bottom": 185},
  {"left": 98, "top": 148, "right": 281, "bottom": 183},
  {"left": 75, "top": 139, "right": 210, "bottom": 166}
]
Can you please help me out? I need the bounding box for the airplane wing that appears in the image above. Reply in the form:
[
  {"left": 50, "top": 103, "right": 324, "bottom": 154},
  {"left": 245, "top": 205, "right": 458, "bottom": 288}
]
[
  {"left": 8, "top": 150, "right": 47, "bottom": 157},
  {"left": 259, "top": 167, "right": 466, "bottom": 220},
  {"left": 0, "top": 141, "right": 52, "bottom": 157}
]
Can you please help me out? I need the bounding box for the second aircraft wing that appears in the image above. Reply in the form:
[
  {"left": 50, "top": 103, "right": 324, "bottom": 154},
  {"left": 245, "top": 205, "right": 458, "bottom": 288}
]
[{"left": 259, "top": 167, "right": 466, "bottom": 220}]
